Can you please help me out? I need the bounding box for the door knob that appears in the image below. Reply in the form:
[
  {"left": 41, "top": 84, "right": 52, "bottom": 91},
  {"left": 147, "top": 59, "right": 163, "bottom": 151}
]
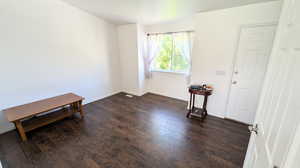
[
  {"left": 232, "top": 81, "right": 237, "bottom": 84},
  {"left": 248, "top": 124, "right": 258, "bottom": 134}
]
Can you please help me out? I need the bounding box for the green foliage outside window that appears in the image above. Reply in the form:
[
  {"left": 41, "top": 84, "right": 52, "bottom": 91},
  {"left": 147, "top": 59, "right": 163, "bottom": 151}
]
[{"left": 152, "top": 34, "right": 189, "bottom": 73}]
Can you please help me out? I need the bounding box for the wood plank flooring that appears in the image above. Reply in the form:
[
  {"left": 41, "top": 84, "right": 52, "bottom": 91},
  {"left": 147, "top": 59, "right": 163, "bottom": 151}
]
[{"left": 0, "top": 93, "right": 250, "bottom": 168}]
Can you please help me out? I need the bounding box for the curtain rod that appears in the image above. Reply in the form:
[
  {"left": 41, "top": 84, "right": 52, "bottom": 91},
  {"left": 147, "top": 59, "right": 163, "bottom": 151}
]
[{"left": 147, "top": 30, "right": 194, "bottom": 36}]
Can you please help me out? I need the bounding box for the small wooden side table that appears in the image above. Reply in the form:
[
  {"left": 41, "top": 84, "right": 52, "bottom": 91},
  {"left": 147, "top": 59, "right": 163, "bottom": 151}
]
[{"left": 186, "top": 88, "right": 212, "bottom": 119}]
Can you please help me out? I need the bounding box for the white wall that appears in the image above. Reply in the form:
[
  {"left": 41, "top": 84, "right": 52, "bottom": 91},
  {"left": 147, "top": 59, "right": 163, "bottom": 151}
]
[
  {"left": 137, "top": 25, "right": 147, "bottom": 95},
  {"left": 146, "top": 72, "right": 190, "bottom": 100},
  {"left": 0, "top": 0, "right": 121, "bottom": 134},
  {"left": 118, "top": 24, "right": 146, "bottom": 96},
  {"left": 144, "top": 1, "right": 282, "bottom": 118},
  {"left": 117, "top": 24, "right": 141, "bottom": 95},
  {"left": 192, "top": 1, "right": 282, "bottom": 118}
]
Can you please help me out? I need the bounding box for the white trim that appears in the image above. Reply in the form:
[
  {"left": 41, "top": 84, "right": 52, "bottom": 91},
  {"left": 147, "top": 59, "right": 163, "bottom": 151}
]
[
  {"left": 283, "top": 124, "right": 300, "bottom": 168},
  {"left": 83, "top": 90, "right": 122, "bottom": 105},
  {"left": 147, "top": 30, "right": 195, "bottom": 36},
  {"left": 0, "top": 123, "right": 15, "bottom": 134},
  {"left": 209, "top": 113, "right": 225, "bottom": 119},
  {"left": 225, "top": 22, "right": 278, "bottom": 120},
  {"left": 150, "top": 70, "right": 187, "bottom": 75},
  {"left": 149, "top": 32, "right": 192, "bottom": 77}
]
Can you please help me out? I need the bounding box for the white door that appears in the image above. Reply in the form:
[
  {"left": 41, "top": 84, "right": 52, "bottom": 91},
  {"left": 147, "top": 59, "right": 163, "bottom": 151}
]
[
  {"left": 243, "top": 0, "right": 300, "bottom": 167},
  {"left": 283, "top": 124, "right": 300, "bottom": 168},
  {"left": 227, "top": 24, "right": 276, "bottom": 124}
]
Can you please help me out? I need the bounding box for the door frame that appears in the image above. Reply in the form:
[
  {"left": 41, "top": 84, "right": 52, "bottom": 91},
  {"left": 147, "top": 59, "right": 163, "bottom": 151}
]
[{"left": 224, "top": 22, "right": 278, "bottom": 124}]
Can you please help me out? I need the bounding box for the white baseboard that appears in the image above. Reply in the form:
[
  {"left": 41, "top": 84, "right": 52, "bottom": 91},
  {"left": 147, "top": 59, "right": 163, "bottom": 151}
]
[
  {"left": 208, "top": 113, "right": 225, "bottom": 119},
  {"left": 83, "top": 90, "right": 122, "bottom": 105},
  {"left": 0, "top": 124, "right": 15, "bottom": 134},
  {"left": 224, "top": 117, "right": 250, "bottom": 125}
]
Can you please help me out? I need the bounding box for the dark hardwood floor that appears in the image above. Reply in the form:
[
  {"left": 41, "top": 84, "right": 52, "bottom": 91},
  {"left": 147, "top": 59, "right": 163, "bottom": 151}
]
[{"left": 0, "top": 93, "right": 250, "bottom": 168}]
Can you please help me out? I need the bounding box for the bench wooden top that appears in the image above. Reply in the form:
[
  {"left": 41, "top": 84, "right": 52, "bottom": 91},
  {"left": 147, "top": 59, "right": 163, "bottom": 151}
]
[{"left": 3, "top": 93, "right": 84, "bottom": 122}]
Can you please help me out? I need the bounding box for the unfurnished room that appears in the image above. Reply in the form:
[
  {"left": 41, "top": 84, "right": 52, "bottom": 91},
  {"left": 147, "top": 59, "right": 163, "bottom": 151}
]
[{"left": 0, "top": 0, "right": 300, "bottom": 168}]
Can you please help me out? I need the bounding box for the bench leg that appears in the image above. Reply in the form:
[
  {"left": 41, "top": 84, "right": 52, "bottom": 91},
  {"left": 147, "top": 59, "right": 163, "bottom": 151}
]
[
  {"left": 78, "top": 100, "right": 84, "bottom": 119},
  {"left": 71, "top": 103, "right": 76, "bottom": 113},
  {"left": 14, "top": 121, "right": 27, "bottom": 141}
]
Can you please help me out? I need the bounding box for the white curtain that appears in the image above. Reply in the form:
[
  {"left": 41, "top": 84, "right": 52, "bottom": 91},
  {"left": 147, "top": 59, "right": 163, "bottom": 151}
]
[
  {"left": 174, "top": 32, "right": 194, "bottom": 84},
  {"left": 144, "top": 35, "right": 161, "bottom": 78}
]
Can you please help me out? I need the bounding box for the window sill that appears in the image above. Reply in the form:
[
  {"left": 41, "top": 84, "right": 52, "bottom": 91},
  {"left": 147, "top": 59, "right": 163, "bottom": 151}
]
[{"left": 151, "top": 70, "right": 187, "bottom": 75}]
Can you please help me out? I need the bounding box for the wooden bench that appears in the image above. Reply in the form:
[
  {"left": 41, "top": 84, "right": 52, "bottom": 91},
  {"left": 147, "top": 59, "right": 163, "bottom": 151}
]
[{"left": 3, "top": 93, "right": 84, "bottom": 141}]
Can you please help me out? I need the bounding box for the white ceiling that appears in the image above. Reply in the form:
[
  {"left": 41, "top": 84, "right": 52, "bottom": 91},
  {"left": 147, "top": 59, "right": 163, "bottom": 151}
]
[{"left": 62, "top": 0, "right": 277, "bottom": 25}]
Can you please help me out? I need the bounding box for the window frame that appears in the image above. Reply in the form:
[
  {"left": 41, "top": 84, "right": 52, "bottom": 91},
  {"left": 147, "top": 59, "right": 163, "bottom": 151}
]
[{"left": 149, "top": 32, "right": 192, "bottom": 74}]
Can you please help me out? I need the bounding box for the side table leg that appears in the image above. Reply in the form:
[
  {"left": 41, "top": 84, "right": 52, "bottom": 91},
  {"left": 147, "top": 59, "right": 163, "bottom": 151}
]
[
  {"left": 14, "top": 120, "right": 27, "bottom": 141},
  {"left": 186, "top": 93, "right": 193, "bottom": 118},
  {"left": 71, "top": 103, "right": 75, "bottom": 113},
  {"left": 203, "top": 95, "right": 209, "bottom": 117},
  {"left": 192, "top": 94, "right": 195, "bottom": 111}
]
